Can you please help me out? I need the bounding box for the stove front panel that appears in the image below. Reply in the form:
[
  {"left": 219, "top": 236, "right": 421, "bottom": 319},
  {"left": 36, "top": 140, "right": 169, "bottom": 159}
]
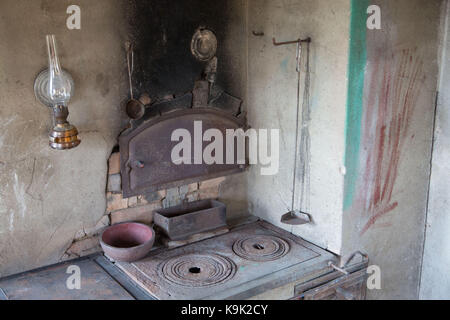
[{"left": 117, "top": 221, "right": 335, "bottom": 300}]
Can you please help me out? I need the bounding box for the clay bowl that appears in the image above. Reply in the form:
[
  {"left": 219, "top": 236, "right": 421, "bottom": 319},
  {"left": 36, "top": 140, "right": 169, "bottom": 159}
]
[{"left": 100, "top": 222, "right": 155, "bottom": 262}]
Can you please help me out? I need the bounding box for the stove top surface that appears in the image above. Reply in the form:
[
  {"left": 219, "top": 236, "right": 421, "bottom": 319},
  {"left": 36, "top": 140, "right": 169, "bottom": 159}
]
[{"left": 117, "top": 220, "right": 336, "bottom": 300}]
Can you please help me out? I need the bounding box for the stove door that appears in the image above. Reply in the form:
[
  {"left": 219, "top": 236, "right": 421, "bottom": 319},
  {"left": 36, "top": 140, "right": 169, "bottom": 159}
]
[{"left": 120, "top": 108, "right": 247, "bottom": 197}]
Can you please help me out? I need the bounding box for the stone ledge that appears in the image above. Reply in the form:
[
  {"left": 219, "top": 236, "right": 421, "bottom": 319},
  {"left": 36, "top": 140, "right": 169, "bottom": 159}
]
[{"left": 65, "top": 236, "right": 101, "bottom": 258}]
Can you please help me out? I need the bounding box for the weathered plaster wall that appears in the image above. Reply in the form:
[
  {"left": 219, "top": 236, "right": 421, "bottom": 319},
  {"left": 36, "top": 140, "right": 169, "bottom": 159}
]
[
  {"left": 342, "top": 0, "right": 442, "bottom": 299},
  {"left": 246, "top": 0, "right": 350, "bottom": 253},
  {"left": 0, "top": 0, "right": 248, "bottom": 277},
  {"left": 0, "top": 0, "right": 128, "bottom": 277},
  {"left": 246, "top": 0, "right": 444, "bottom": 300},
  {"left": 420, "top": 0, "right": 450, "bottom": 300}
]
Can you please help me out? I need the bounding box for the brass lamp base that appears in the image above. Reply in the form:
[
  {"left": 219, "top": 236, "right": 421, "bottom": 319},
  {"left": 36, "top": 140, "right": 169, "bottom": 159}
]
[
  {"left": 49, "top": 123, "right": 81, "bottom": 150},
  {"left": 48, "top": 105, "right": 80, "bottom": 150}
]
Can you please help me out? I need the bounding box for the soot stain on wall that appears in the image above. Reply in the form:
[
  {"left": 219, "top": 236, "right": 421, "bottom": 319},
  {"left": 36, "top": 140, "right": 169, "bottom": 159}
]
[{"left": 127, "top": 0, "right": 241, "bottom": 102}]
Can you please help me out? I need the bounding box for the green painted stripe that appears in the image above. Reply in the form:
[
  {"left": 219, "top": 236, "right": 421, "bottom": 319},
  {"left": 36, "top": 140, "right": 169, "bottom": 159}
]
[{"left": 343, "top": 0, "right": 368, "bottom": 210}]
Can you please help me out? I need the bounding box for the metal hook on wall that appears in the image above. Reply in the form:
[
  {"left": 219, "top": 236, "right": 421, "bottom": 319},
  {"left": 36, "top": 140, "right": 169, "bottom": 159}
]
[
  {"left": 272, "top": 37, "right": 311, "bottom": 73},
  {"left": 252, "top": 31, "right": 265, "bottom": 36},
  {"left": 272, "top": 37, "right": 311, "bottom": 46}
]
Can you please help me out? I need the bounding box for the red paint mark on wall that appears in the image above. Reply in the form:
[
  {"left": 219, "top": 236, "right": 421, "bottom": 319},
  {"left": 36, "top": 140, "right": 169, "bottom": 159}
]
[{"left": 358, "top": 48, "right": 424, "bottom": 236}]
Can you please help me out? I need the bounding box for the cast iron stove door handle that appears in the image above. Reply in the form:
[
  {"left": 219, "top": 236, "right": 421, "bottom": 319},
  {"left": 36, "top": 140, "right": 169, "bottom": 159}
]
[
  {"left": 124, "top": 160, "right": 145, "bottom": 193},
  {"left": 134, "top": 160, "right": 145, "bottom": 169},
  {"left": 127, "top": 160, "right": 145, "bottom": 169}
]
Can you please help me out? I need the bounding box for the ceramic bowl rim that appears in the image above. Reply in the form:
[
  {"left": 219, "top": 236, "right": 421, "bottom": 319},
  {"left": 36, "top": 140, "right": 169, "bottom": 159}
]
[{"left": 100, "top": 222, "right": 155, "bottom": 252}]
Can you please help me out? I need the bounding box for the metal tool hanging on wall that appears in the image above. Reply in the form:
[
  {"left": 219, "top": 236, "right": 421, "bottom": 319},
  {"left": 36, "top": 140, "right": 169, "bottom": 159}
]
[
  {"left": 125, "top": 42, "right": 145, "bottom": 120},
  {"left": 272, "top": 36, "right": 313, "bottom": 226}
]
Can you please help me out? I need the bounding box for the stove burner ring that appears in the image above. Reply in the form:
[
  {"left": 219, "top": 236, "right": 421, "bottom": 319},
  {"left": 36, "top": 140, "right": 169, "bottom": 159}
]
[
  {"left": 233, "top": 235, "right": 290, "bottom": 261},
  {"left": 158, "top": 253, "right": 236, "bottom": 287}
]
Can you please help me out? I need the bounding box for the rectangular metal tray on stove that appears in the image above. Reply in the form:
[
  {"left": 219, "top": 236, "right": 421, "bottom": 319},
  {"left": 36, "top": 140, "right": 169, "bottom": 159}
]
[{"left": 154, "top": 199, "right": 227, "bottom": 240}]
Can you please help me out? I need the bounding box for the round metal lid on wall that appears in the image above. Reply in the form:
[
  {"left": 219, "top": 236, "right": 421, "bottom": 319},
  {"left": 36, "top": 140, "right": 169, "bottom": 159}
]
[{"left": 191, "top": 28, "right": 217, "bottom": 62}]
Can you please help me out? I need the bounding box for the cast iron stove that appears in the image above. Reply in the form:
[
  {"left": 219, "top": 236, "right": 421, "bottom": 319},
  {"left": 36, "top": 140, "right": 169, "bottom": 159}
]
[{"left": 117, "top": 220, "right": 337, "bottom": 300}]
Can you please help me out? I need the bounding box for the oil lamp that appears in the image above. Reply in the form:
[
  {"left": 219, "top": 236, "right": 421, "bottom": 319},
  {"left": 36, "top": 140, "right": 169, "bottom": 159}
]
[{"left": 34, "top": 35, "right": 80, "bottom": 150}]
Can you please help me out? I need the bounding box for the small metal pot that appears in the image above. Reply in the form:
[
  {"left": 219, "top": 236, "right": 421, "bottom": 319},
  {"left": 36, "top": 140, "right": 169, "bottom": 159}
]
[
  {"left": 100, "top": 222, "right": 155, "bottom": 262},
  {"left": 126, "top": 99, "right": 145, "bottom": 120},
  {"left": 125, "top": 42, "right": 145, "bottom": 120}
]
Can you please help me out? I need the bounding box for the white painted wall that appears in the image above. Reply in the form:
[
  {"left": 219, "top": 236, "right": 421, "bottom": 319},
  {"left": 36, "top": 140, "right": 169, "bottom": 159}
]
[
  {"left": 246, "top": 0, "right": 350, "bottom": 254},
  {"left": 420, "top": 0, "right": 450, "bottom": 300}
]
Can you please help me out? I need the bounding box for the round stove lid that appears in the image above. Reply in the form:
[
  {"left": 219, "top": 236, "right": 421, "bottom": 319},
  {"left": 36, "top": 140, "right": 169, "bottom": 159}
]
[
  {"left": 191, "top": 28, "right": 217, "bottom": 61},
  {"left": 233, "top": 235, "right": 290, "bottom": 262},
  {"left": 158, "top": 253, "right": 236, "bottom": 287}
]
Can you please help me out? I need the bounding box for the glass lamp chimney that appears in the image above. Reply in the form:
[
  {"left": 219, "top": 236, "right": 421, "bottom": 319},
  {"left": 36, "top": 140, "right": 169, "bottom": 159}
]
[
  {"left": 46, "top": 35, "right": 72, "bottom": 106},
  {"left": 44, "top": 35, "right": 80, "bottom": 150}
]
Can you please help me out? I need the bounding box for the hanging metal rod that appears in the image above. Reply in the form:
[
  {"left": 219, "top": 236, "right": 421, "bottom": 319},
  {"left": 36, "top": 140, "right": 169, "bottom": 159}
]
[{"left": 272, "top": 37, "right": 311, "bottom": 46}]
